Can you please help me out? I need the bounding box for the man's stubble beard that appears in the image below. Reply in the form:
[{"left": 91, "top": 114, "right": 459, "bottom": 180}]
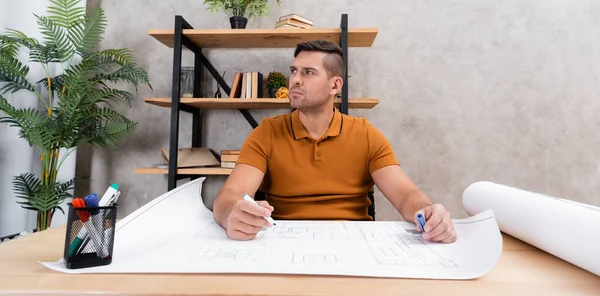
[{"left": 290, "top": 93, "right": 330, "bottom": 112}]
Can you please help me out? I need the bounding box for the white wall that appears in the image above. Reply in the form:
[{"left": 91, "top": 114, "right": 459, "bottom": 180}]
[{"left": 0, "top": 0, "right": 81, "bottom": 237}]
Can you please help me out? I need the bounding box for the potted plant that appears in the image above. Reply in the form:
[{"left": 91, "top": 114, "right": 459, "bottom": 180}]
[
  {"left": 0, "top": 0, "right": 152, "bottom": 232},
  {"left": 203, "top": 0, "right": 282, "bottom": 29},
  {"left": 265, "top": 71, "right": 287, "bottom": 98}
]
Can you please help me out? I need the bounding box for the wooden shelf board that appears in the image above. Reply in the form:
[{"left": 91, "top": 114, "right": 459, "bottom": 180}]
[
  {"left": 144, "top": 97, "right": 379, "bottom": 109},
  {"left": 148, "top": 28, "right": 378, "bottom": 48},
  {"left": 134, "top": 167, "right": 233, "bottom": 175}
]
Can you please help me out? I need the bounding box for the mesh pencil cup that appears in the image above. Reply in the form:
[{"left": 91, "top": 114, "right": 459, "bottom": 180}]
[{"left": 63, "top": 202, "right": 117, "bottom": 269}]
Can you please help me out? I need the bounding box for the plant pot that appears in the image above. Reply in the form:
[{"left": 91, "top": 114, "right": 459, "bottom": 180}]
[
  {"left": 230, "top": 16, "right": 248, "bottom": 29},
  {"left": 269, "top": 88, "right": 278, "bottom": 98}
]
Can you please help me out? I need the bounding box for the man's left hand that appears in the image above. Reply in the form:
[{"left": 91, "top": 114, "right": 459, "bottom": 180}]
[{"left": 414, "top": 204, "right": 457, "bottom": 243}]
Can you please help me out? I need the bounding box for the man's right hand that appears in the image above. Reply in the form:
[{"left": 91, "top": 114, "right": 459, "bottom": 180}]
[{"left": 225, "top": 199, "right": 274, "bottom": 240}]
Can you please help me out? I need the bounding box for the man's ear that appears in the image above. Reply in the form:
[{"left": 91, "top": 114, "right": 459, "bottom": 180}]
[{"left": 329, "top": 76, "right": 343, "bottom": 96}]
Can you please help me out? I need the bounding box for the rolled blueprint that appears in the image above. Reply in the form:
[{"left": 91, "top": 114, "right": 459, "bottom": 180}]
[{"left": 462, "top": 181, "right": 600, "bottom": 277}]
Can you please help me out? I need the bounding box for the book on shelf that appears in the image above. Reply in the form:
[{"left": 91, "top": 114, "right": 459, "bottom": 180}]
[
  {"left": 229, "top": 71, "right": 263, "bottom": 98},
  {"left": 159, "top": 147, "right": 220, "bottom": 168},
  {"left": 275, "top": 13, "right": 313, "bottom": 29},
  {"left": 221, "top": 149, "right": 239, "bottom": 168}
]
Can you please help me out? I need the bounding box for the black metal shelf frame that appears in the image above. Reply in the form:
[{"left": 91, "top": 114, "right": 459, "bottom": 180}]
[{"left": 166, "top": 14, "right": 351, "bottom": 191}]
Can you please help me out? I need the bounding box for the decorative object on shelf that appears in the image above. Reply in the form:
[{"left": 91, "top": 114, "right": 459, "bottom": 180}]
[
  {"left": 215, "top": 71, "right": 226, "bottom": 98},
  {"left": 265, "top": 71, "right": 287, "bottom": 98},
  {"left": 203, "top": 0, "right": 282, "bottom": 29},
  {"left": 275, "top": 87, "right": 289, "bottom": 98},
  {"left": 274, "top": 13, "right": 313, "bottom": 29},
  {"left": 180, "top": 67, "right": 194, "bottom": 98},
  {"left": 0, "top": 0, "right": 152, "bottom": 232}
]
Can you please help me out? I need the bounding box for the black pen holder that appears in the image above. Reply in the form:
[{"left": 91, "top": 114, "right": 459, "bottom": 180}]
[{"left": 63, "top": 203, "right": 117, "bottom": 269}]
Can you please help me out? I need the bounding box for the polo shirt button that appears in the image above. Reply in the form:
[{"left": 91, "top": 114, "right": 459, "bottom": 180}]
[{"left": 316, "top": 151, "right": 321, "bottom": 156}]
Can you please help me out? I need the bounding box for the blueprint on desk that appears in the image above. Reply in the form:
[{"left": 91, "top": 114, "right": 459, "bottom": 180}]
[{"left": 41, "top": 178, "right": 503, "bottom": 279}]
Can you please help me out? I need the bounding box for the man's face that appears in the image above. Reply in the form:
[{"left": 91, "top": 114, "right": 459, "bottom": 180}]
[{"left": 288, "top": 51, "right": 340, "bottom": 111}]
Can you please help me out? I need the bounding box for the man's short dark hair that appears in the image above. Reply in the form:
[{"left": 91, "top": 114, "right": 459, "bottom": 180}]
[{"left": 294, "top": 40, "right": 345, "bottom": 78}]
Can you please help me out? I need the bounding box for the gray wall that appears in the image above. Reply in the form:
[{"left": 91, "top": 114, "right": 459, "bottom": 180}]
[{"left": 78, "top": 0, "right": 600, "bottom": 221}]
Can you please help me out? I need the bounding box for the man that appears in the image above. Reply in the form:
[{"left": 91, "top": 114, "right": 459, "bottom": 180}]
[{"left": 213, "top": 40, "right": 456, "bottom": 244}]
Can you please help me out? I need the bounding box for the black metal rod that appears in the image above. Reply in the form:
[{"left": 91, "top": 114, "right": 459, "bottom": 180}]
[
  {"left": 239, "top": 109, "right": 259, "bottom": 128},
  {"left": 179, "top": 104, "right": 196, "bottom": 113},
  {"left": 167, "top": 15, "right": 185, "bottom": 191},
  {"left": 340, "top": 14, "right": 349, "bottom": 115},
  {"left": 179, "top": 16, "right": 194, "bottom": 30},
  {"left": 192, "top": 46, "right": 203, "bottom": 147}
]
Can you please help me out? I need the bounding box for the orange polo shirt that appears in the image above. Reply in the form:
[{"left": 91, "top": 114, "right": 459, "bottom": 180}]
[{"left": 236, "top": 108, "right": 399, "bottom": 221}]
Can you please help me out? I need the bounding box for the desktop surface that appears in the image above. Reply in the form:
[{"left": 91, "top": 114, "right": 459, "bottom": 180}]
[{"left": 0, "top": 224, "right": 599, "bottom": 296}]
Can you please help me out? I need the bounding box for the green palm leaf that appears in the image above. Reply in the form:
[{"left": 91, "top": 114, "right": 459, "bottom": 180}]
[
  {"left": 1, "top": 31, "right": 62, "bottom": 65},
  {"left": 13, "top": 172, "right": 74, "bottom": 213},
  {"left": 93, "top": 64, "right": 152, "bottom": 90},
  {"left": 70, "top": 5, "right": 107, "bottom": 52},
  {"left": 35, "top": 14, "right": 74, "bottom": 62},
  {"left": 86, "top": 48, "right": 137, "bottom": 67},
  {"left": 82, "top": 118, "right": 137, "bottom": 148},
  {"left": 13, "top": 173, "right": 42, "bottom": 211},
  {"left": 86, "top": 87, "right": 134, "bottom": 107},
  {"left": 1, "top": 29, "right": 41, "bottom": 51},
  {"left": 0, "top": 54, "right": 35, "bottom": 94},
  {"left": 47, "top": 0, "right": 85, "bottom": 29},
  {"left": 0, "top": 95, "right": 50, "bottom": 147},
  {"left": 0, "top": 35, "right": 20, "bottom": 59}
]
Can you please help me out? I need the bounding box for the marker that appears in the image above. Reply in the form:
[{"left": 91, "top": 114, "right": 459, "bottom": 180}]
[
  {"left": 68, "top": 225, "right": 87, "bottom": 257},
  {"left": 108, "top": 191, "right": 121, "bottom": 205},
  {"left": 417, "top": 213, "right": 427, "bottom": 232},
  {"left": 243, "top": 194, "right": 276, "bottom": 226},
  {"left": 72, "top": 198, "right": 108, "bottom": 258},
  {"left": 84, "top": 194, "right": 103, "bottom": 243},
  {"left": 99, "top": 184, "right": 119, "bottom": 206}
]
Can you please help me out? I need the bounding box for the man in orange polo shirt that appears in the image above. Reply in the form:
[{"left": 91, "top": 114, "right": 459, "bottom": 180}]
[{"left": 213, "top": 40, "right": 457, "bottom": 244}]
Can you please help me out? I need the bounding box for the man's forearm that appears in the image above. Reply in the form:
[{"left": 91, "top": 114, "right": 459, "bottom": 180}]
[
  {"left": 213, "top": 187, "right": 241, "bottom": 229},
  {"left": 397, "top": 189, "right": 433, "bottom": 222}
]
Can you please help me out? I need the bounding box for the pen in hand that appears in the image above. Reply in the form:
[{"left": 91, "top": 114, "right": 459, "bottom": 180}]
[
  {"left": 243, "top": 194, "right": 276, "bottom": 226},
  {"left": 417, "top": 213, "right": 427, "bottom": 232}
]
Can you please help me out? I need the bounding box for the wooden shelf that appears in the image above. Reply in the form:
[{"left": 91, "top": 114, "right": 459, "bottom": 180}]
[
  {"left": 134, "top": 167, "right": 233, "bottom": 175},
  {"left": 144, "top": 97, "right": 379, "bottom": 109},
  {"left": 148, "top": 28, "right": 378, "bottom": 48}
]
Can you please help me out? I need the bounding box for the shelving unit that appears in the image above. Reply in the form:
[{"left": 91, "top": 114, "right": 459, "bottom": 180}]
[
  {"left": 137, "top": 14, "right": 379, "bottom": 192},
  {"left": 134, "top": 167, "right": 232, "bottom": 175},
  {"left": 144, "top": 97, "right": 380, "bottom": 110},
  {"left": 147, "top": 27, "right": 378, "bottom": 48}
]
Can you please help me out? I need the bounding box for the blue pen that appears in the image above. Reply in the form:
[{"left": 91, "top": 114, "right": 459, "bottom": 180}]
[{"left": 417, "top": 213, "right": 427, "bottom": 232}]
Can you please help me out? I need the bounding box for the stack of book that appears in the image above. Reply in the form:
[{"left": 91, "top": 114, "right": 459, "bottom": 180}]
[
  {"left": 229, "top": 71, "right": 263, "bottom": 98},
  {"left": 221, "top": 150, "right": 240, "bottom": 168},
  {"left": 274, "top": 13, "right": 313, "bottom": 29}
]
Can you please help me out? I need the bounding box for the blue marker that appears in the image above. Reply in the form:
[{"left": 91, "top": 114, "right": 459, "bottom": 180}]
[{"left": 417, "top": 213, "right": 427, "bottom": 232}]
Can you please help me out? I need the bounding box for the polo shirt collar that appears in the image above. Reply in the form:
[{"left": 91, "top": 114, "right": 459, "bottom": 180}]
[{"left": 291, "top": 108, "right": 343, "bottom": 140}]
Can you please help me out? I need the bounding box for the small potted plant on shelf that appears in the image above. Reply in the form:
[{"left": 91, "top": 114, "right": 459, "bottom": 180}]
[
  {"left": 0, "top": 0, "right": 152, "bottom": 232},
  {"left": 203, "top": 0, "right": 282, "bottom": 29},
  {"left": 265, "top": 71, "right": 287, "bottom": 98}
]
